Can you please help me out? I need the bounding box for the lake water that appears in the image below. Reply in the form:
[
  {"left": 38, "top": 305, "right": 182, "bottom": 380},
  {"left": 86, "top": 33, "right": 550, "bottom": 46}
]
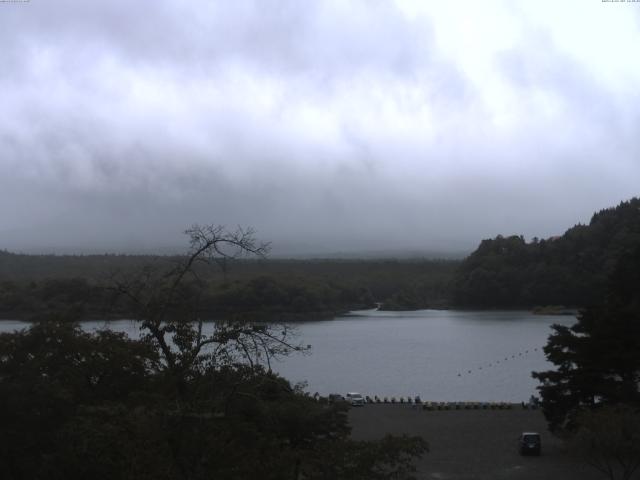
[{"left": 0, "top": 309, "right": 576, "bottom": 402}]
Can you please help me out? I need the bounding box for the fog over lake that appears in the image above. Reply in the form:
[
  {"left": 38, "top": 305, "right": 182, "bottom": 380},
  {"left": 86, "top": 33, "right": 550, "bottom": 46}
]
[{"left": 2, "top": 309, "right": 575, "bottom": 402}]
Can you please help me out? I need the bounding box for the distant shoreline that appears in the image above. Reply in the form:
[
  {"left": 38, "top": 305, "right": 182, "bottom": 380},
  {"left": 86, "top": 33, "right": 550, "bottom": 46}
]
[{"left": 0, "top": 306, "right": 579, "bottom": 323}]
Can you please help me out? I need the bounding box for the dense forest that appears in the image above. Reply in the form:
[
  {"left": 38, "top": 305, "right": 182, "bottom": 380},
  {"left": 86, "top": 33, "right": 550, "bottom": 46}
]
[
  {"left": 452, "top": 197, "right": 640, "bottom": 308},
  {"left": 0, "top": 251, "right": 457, "bottom": 320}
]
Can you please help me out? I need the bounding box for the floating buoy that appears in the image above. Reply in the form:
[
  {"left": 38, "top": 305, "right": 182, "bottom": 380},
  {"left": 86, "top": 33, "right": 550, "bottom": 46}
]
[{"left": 455, "top": 345, "right": 542, "bottom": 379}]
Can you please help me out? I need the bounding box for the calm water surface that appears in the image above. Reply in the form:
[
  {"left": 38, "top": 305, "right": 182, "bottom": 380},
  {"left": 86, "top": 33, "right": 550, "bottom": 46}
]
[{"left": 1, "top": 309, "right": 576, "bottom": 402}]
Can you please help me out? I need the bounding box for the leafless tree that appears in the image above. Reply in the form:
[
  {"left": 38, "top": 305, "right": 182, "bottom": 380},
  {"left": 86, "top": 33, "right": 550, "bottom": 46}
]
[{"left": 109, "top": 225, "right": 307, "bottom": 384}]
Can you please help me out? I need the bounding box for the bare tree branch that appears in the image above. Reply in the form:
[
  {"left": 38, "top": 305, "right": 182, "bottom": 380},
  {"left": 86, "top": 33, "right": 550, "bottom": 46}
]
[{"left": 106, "top": 224, "right": 302, "bottom": 391}]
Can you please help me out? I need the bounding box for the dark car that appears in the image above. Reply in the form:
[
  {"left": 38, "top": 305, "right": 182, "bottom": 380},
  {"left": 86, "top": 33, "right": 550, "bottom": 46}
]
[
  {"left": 518, "top": 432, "right": 541, "bottom": 455},
  {"left": 328, "top": 393, "right": 346, "bottom": 404}
]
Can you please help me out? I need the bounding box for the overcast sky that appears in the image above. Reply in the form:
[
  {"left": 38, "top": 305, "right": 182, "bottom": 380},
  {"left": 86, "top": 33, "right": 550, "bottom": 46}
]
[{"left": 1, "top": 0, "right": 639, "bottom": 255}]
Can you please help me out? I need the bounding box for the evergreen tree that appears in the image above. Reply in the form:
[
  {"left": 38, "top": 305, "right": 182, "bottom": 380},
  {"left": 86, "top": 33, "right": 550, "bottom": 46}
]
[
  {"left": 453, "top": 197, "right": 640, "bottom": 308},
  {"left": 532, "top": 245, "right": 640, "bottom": 431}
]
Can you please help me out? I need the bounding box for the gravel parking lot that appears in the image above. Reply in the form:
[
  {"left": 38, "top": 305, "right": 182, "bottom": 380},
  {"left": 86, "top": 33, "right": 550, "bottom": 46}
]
[{"left": 349, "top": 404, "right": 605, "bottom": 480}]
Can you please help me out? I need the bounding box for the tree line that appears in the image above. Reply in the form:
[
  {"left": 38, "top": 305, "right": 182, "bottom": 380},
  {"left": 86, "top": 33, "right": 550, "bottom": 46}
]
[
  {"left": 452, "top": 197, "right": 640, "bottom": 308},
  {"left": 0, "top": 275, "right": 375, "bottom": 321},
  {"left": 0, "top": 252, "right": 457, "bottom": 319}
]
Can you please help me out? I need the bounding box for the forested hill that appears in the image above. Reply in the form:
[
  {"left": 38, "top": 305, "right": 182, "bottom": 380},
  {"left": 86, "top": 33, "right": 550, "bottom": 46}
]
[{"left": 452, "top": 197, "right": 640, "bottom": 308}]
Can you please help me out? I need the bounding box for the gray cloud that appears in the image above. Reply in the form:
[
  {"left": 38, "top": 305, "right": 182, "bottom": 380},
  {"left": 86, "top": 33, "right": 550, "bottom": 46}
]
[{"left": 1, "top": 1, "right": 638, "bottom": 255}]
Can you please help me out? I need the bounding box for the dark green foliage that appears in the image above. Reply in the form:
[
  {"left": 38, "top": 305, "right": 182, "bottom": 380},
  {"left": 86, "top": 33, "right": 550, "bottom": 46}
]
[
  {"left": 0, "top": 250, "right": 152, "bottom": 281},
  {"left": 453, "top": 197, "right": 640, "bottom": 308},
  {"left": 0, "top": 318, "right": 158, "bottom": 480},
  {"left": 0, "top": 278, "right": 106, "bottom": 319},
  {"left": 0, "top": 258, "right": 457, "bottom": 320},
  {"left": 201, "top": 275, "right": 376, "bottom": 318},
  {"left": 0, "top": 318, "right": 427, "bottom": 480},
  {"left": 532, "top": 245, "right": 640, "bottom": 432}
]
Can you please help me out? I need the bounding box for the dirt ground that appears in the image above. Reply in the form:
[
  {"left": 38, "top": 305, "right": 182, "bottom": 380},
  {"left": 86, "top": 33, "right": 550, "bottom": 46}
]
[{"left": 348, "top": 404, "right": 606, "bottom": 480}]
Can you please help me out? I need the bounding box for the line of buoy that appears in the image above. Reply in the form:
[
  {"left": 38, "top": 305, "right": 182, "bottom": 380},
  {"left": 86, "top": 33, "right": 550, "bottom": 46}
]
[{"left": 455, "top": 347, "right": 542, "bottom": 377}]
